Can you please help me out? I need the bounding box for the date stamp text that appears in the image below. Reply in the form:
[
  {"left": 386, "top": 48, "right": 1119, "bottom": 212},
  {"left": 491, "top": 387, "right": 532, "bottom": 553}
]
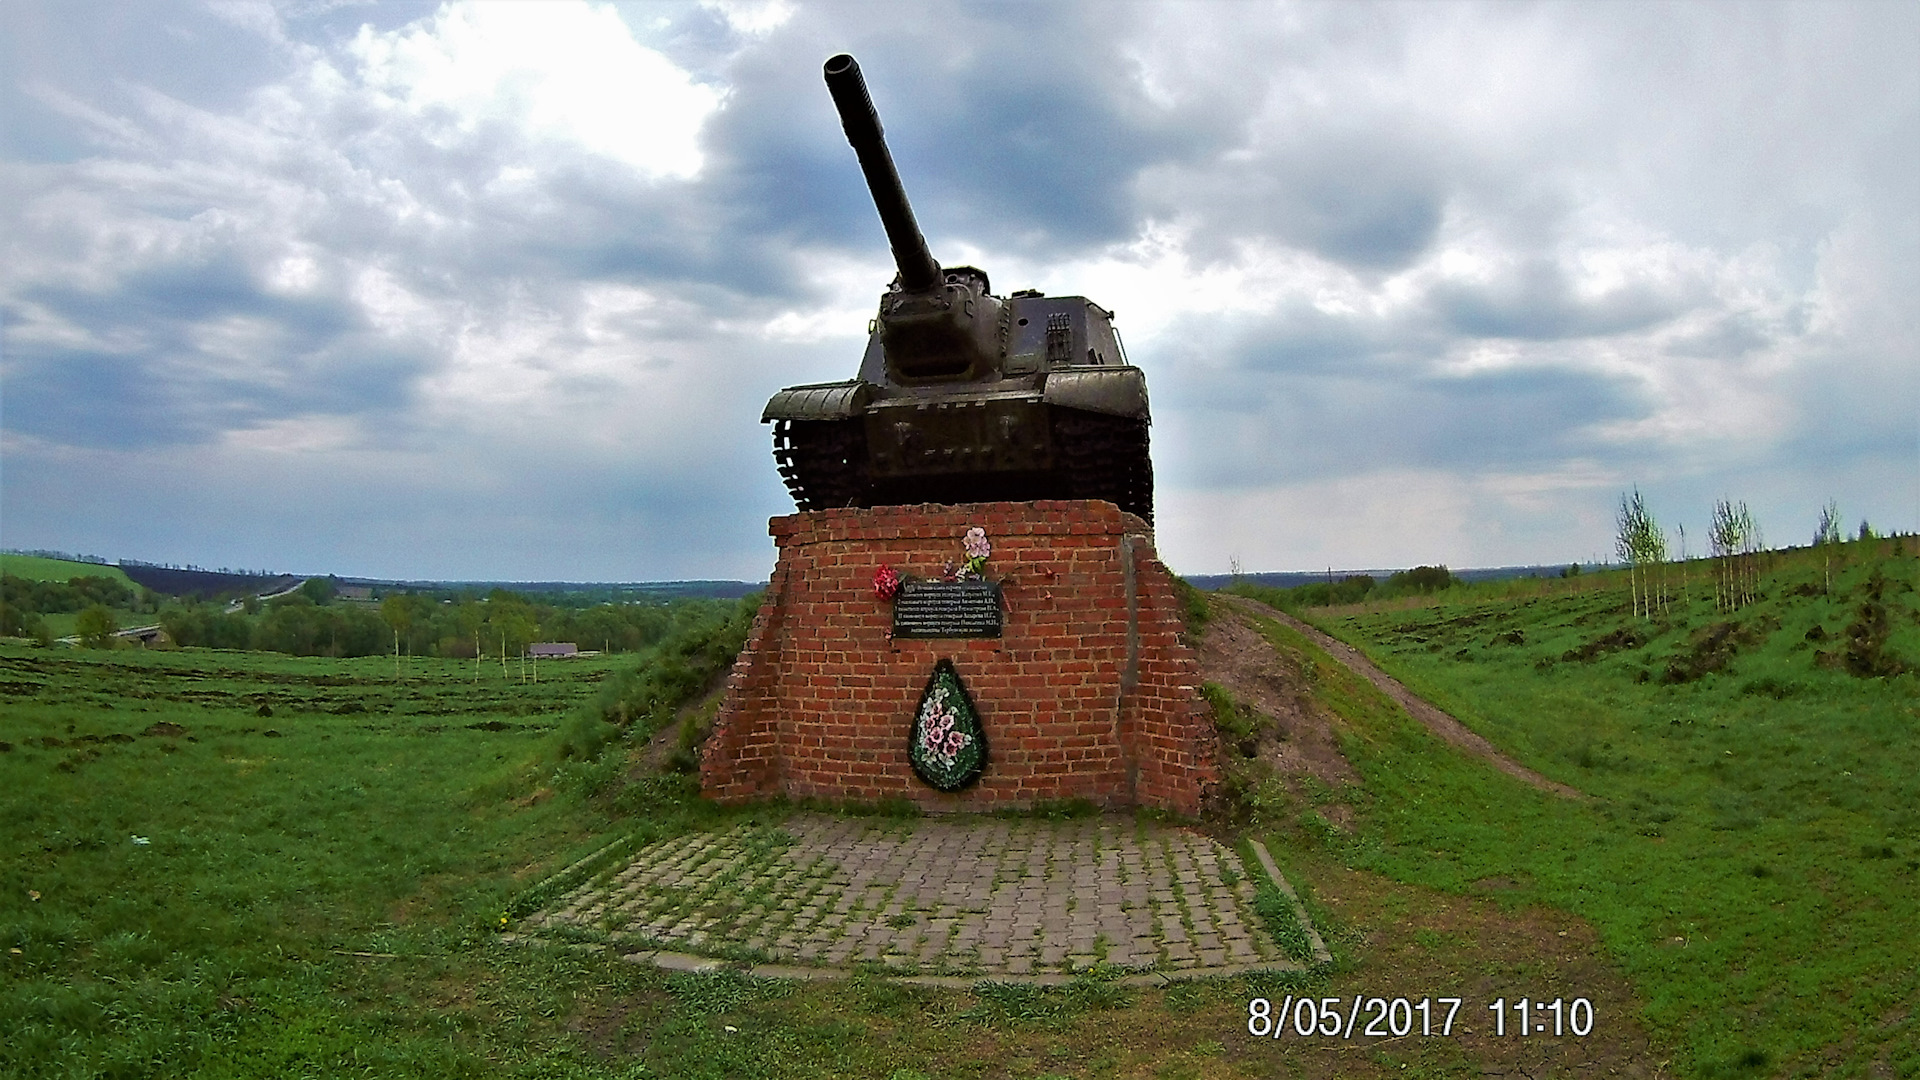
[{"left": 1246, "top": 995, "right": 1596, "bottom": 1039}]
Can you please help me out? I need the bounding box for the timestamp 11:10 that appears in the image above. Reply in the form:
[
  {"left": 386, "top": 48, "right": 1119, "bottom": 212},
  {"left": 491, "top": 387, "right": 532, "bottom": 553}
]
[{"left": 1491, "top": 997, "right": 1595, "bottom": 1037}]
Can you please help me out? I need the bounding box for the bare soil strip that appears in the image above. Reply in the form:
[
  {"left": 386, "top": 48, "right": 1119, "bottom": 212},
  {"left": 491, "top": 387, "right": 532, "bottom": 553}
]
[{"left": 1217, "top": 595, "right": 1585, "bottom": 800}]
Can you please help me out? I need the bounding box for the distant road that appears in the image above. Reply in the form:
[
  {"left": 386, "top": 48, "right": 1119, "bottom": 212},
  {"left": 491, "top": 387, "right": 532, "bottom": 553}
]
[
  {"left": 225, "top": 579, "right": 306, "bottom": 612},
  {"left": 55, "top": 623, "right": 165, "bottom": 647}
]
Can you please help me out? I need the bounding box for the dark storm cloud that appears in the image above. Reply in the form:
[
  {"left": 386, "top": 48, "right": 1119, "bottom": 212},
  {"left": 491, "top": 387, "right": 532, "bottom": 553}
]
[
  {"left": 9, "top": 268, "right": 426, "bottom": 449},
  {"left": 1149, "top": 128, "right": 1450, "bottom": 272},
  {"left": 703, "top": 4, "right": 1240, "bottom": 264},
  {"left": 1664, "top": 312, "right": 1784, "bottom": 361},
  {"left": 1163, "top": 335, "right": 1648, "bottom": 489},
  {"left": 2, "top": 176, "right": 429, "bottom": 447},
  {"left": 9, "top": 336, "right": 423, "bottom": 451},
  {"left": 1429, "top": 259, "right": 1695, "bottom": 341}
]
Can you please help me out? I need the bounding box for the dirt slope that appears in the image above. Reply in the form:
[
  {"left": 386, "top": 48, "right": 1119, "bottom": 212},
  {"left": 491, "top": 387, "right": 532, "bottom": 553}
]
[{"left": 1205, "top": 594, "right": 1585, "bottom": 802}]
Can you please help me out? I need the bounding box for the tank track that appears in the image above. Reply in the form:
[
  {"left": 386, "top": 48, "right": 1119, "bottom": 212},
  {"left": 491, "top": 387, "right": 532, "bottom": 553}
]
[
  {"left": 1053, "top": 411, "right": 1154, "bottom": 524},
  {"left": 772, "top": 419, "right": 870, "bottom": 511},
  {"left": 774, "top": 412, "right": 1151, "bottom": 523}
]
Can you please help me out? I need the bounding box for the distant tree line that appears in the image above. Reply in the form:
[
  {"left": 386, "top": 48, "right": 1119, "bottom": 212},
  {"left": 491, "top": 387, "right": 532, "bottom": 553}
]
[
  {"left": 1226, "top": 565, "right": 1457, "bottom": 612},
  {"left": 153, "top": 585, "right": 747, "bottom": 659},
  {"left": 1, "top": 549, "right": 111, "bottom": 565},
  {"left": 1, "top": 570, "right": 755, "bottom": 658}
]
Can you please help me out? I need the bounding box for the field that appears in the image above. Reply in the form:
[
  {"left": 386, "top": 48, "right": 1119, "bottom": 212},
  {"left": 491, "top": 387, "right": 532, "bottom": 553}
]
[
  {"left": 2, "top": 541, "right": 1914, "bottom": 1077},
  {"left": 1, "top": 556, "right": 146, "bottom": 641},
  {"left": 1276, "top": 542, "right": 1920, "bottom": 1077},
  {"left": 0, "top": 555, "right": 137, "bottom": 587},
  {"left": 0, "top": 646, "right": 645, "bottom": 1076}
]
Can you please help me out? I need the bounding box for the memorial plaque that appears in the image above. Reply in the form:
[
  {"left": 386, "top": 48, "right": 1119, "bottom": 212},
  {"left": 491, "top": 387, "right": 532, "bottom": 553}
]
[{"left": 891, "top": 579, "right": 1003, "bottom": 639}]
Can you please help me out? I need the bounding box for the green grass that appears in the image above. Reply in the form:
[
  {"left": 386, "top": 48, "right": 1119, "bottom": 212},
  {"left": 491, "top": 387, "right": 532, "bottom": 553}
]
[
  {"left": 0, "top": 642, "right": 1246, "bottom": 1080},
  {"left": 0, "top": 644, "right": 689, "bottom": 1077},
  {"left": 0, "top": 555, "right": 137, "bottom": 587},
  {"left": 32, "top": 609, "right": 147, "bottom": 641},
  {"left": 9, "top": 544, "right": 1915, "bottom": 1077},
  {"left": 1259, "top": 545, "right": 1920, "bottom": 1077}
]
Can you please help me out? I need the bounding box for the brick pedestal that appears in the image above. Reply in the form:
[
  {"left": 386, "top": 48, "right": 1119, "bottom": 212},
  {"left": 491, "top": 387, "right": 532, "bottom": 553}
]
[{"left": 700, "top": 501, "right": 1216, "bottom": 815}]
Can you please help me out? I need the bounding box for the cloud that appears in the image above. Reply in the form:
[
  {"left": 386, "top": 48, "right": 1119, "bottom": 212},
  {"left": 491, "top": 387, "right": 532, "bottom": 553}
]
[
  {"left": 2, "top": 0, "right": 1915, "bottom": 581},
  {"left": 346, "top": 2, "right": 722, "bottom": 180},
  {"left": 1156, "top": 463, "right": 1627, "bottom": 576}
]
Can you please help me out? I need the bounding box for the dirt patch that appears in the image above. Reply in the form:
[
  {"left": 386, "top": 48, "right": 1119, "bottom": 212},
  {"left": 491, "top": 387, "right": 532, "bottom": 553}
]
[
  {"left": 1562, "top": 626, "right": 1649, "bottom": 662},
  {"left": 1829, "top": 569, "right": 1909, "bottom": 677},
  {"left": 1217, "top": 595, "right": 1585, "bottom": 801},
  {"left": 1195, "top": 599, "right": 1359, "bottom": 805},
  {"left": 512, "top": 786, "right": 554, "bottom": 809},
  {"left": 1471, "top": 874, "right": 1530, "bottom": 892},
  {"left": 1662, "top": 616, "right": 1779, "bottom": 684},
  {"left": 635, "top": 669, "right": 732, "bottom": 777}
]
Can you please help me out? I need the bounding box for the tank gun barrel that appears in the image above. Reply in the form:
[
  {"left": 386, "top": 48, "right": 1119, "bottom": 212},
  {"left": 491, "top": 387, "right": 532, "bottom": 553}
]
[{"left": 823, "top": 54, "right": 942, "bottom": 294}]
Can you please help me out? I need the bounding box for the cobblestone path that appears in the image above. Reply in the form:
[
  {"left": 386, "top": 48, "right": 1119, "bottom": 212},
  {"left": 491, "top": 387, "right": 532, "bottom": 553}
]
[{"left": 525, "top": 814, "right": 1315, "bottom": 982}]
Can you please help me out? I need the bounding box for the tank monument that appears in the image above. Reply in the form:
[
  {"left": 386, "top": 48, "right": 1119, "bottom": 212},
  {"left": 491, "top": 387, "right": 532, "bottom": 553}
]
[
  {"left": 700, "top": 55, "right": 1218, "bottom": 814},
  {"left": 528, "top": 58, "right": 1319, "bottom": 987}
]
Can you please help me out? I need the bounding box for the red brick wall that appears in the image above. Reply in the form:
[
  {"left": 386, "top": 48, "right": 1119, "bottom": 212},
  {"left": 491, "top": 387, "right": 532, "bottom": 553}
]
[{"left": 700, "top": 501, "right": 1217, "bottom": 815}]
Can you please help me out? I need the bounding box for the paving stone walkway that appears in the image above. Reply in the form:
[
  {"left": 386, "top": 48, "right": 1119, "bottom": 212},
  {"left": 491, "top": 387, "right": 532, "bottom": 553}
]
[{"left": 524, "top": 814, "right": 1322, "bottom": 983}]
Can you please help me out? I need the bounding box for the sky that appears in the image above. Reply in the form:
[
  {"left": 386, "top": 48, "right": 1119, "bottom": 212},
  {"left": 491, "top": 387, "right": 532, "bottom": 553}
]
[{"left": 2, "top": 0, "right": 1915, "bottom": 582}]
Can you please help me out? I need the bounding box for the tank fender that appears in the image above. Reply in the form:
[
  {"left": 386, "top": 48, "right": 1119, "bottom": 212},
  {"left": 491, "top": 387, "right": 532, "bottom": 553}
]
[
  {"left": 1041, "top": 367, "right": 1149, "bottom": 420},
  {"left": 762, "top": 381, "right": 873, "bottom": 423}
]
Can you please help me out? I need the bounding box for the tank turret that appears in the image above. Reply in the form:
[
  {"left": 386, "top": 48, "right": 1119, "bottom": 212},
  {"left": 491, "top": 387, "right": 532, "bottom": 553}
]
[{"left": 764, "top": 54, "right": 1153, "bottom": 522}]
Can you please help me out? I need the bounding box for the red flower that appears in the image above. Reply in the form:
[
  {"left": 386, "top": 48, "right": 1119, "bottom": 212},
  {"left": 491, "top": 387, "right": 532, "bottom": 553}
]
[{"left": 872, "top": 565, "right": 902, "bottom": 600}]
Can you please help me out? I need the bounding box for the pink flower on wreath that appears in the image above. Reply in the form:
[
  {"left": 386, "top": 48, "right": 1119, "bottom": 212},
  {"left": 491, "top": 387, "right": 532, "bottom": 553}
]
[
  {"left": 922, "top": 730, "right": 951, "bottom": 763},
  {"left": 873, "top": 565, "right": 902, "bottom": 600},
  {"left": 944, "top": 729, "right": 967, "bottom": 755},
  {"left": 957, "top": 527, "right": 991, "bottom": 579}
]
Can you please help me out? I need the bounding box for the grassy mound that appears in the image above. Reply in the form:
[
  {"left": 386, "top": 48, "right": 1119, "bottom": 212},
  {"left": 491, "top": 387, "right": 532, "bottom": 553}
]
[{"left": 1283, "top": 543, "right": 1918, "bottom": 1075}]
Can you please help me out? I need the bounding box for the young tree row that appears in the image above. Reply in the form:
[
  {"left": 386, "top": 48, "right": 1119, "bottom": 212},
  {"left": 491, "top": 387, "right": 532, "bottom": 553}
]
[
  {"left": 1708, "top": 499, "right": 1763, "bottom": 612},
  {"left": 1609, "top": 492, "right": 1882, "bottom": 615},
  {"left": 1615, "top": 489, "right": 1670, "bottom": 620}
]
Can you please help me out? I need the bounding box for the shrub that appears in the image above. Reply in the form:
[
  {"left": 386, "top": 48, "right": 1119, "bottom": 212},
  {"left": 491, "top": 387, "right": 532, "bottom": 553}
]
[
  {"left": 1172, "top": 575, "right": 1211, "bottom": 634},
  {"left": 75, "top": 604, "right": 118, "bottom": 648},
  {"left": 553, "top": 593, "right": 760, "bottom": 763},
  {"left": 1386, "top": 565, "right": 1454, "bottom": 595}
]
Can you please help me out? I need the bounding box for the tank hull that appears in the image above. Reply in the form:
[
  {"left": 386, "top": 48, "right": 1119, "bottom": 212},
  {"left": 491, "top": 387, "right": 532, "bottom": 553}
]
[{"left": 772, "top": 402, "right": 1152, "bottom": 522}]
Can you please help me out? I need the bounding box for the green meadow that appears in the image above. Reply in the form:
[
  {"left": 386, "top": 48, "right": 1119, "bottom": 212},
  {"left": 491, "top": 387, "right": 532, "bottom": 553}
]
[
  {"left": 2, "top": 541, "right": 1914, "bottom": 1077},
  {"left": 0, "top": 555, "right": 138, "bottom": 587},
  {"left": 1240, "top": 541, "right": 1919, "bottom": 1077},
  {"left": 0, "top": 646, "right": 650, "bottom": 1077},
  {"left": 1, "top": 639, "right": 1323, "bottom": 1080}
]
